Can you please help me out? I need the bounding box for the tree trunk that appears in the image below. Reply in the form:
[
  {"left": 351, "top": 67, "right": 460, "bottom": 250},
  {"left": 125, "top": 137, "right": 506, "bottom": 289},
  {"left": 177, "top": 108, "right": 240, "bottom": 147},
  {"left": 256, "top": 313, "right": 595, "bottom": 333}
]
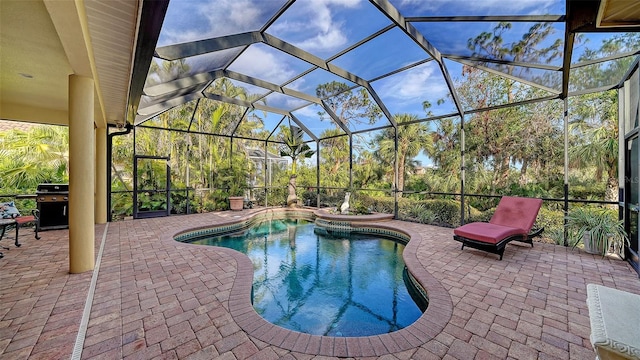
[
  {"left": 605, "top": 176, "right": 618, "bottom": 209},
  {"left": 287, "top": 175, "right": 298, "bottom": 207},
  {"left": 499, "top": 155, "right": 510, "bottom": 186},
  {"left": 519, "top": 158, "right": 529, "bottom": 186},
  {"left": 330, "top": 160, "right": 342, "bottom": 175}
]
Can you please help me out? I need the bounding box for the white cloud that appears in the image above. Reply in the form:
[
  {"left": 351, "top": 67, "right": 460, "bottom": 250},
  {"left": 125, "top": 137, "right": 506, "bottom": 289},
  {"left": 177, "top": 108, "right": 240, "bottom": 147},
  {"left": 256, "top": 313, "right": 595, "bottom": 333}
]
[
  {"left": 160, "top": 0, "right": 274, "bottom": 45},
  {"left": 293, "top": 104, "right": 319, "bottom": 118},
  {"left": 199, "top": 0, "right": 265, "bottom": 35},
  {"left": 268, "top": 0, "right": 363, "bottom": 53},
  {"left": 296, "top": 27, "right": 349, "bottom": 53},
  {"left": 231, "top": 46, "right": 298, "bottom": 84},
  {"left": 378, "top": 64, "right": 449, "bottom": 105}
]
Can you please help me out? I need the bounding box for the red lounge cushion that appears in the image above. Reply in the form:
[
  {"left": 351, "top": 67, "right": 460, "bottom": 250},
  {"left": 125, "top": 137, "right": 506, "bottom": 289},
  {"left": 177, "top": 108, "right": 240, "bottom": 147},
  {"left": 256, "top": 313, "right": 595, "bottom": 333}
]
[
  {"left": 15, "top": 216, "right": 35, "bottom": 225},
  {"left": 454, "top": 222, "right": 526, "bottom": 245},
  {"left": 490, "top": 196, "right": 542, "bottom": 232}
]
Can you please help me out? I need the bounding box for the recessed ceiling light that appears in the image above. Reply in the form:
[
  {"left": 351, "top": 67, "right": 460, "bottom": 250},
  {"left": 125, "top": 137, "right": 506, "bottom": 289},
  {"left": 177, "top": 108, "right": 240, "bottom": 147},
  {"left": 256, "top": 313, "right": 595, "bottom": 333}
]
[{"left": 18, "top": 73, "right": 33, "bottom": 79}]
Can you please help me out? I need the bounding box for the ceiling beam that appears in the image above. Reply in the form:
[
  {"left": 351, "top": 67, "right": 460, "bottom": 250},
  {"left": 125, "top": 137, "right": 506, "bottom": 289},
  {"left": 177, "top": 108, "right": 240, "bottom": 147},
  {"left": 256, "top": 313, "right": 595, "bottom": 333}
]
[
  {"left": 126, "top": 0, "right": 170, "bottom": 125},
  {"left": 561, "top": 29, "right": 575, "bottom": 98},
  {"left": 136, "top": 92, "right": 202, "bottom": 118},
  {"left": 155, "top": 32, "right": 262, "bottom": 60},
  {"left": 406, "top": 15, "right": 565, "bottom": 22},
  {"left": 290, "top": 114, "right": 319, "bottom": 142},
  {"left": 443, "top": 54, "right": 561, "bottom": 71},
  {"left": 455, "top": 58, "right": 561, "bottom": 95},
  {"left": 321, "top": 99, "right": 352, "bottom": 136}
]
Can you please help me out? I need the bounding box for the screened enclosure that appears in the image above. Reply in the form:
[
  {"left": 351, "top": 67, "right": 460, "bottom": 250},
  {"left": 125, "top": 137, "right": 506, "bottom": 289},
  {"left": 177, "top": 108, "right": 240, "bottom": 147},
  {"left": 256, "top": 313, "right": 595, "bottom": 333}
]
[{"left": 105, "top": 0, "right": 640, "bottom": 264}]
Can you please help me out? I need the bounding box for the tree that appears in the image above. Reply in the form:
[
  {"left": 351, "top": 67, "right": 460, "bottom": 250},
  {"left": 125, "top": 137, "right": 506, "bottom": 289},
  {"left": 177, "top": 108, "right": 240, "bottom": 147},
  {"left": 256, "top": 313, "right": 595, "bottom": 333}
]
[
  {"left": 316, "top": 81, "right": 382, "bottom": 128},
  {"left": 0, "top": 125, "right": 69, "bottom": 190},
  {"left": 279, "top": 123, "right": 315, "bottom": 207},
  {"left": 373, "top": 115, "right": 428, "bottom": 197},
  {"left": 569, "top": 91, "right": 619, "bottom": 202},
  {"left": 315, "top": 82, "right": 383, "bottom": 190},
  {"left": 451, "top": 22, "right": 566, "bottom": 193},
  {"left": 424, "top": 117, "right": 461, "bottom": 192},
  {"left": 352, "top": 150, "right": 385, "bottom": 189},
  {"left": 318, "top": 128, "right": 349, "bottom": 186},
  {"left": 467, "top": 22, "right": 562, "bottom": 91},
  {"left": 568, "top": 33, "right": 640, "bottom": 202}
]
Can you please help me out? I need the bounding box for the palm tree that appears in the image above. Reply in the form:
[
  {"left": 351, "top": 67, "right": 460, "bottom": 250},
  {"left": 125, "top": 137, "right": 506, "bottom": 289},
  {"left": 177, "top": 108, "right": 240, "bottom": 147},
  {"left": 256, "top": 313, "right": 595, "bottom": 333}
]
[
  {"left": 353, "top": 150, "right": 384, "bottom": 189},
  {"left": 424, "top": 117, "right": 460, "bottom": 191},
  {"left": 569, "top": 91, "right": 619, "bottom": 202},
  {"left": 279, "top": 123, "right": 315, "bottom": 207},
  {"left": 374, "top": 114, "right": 428, "bottom": 197},
  {"left": 0, "top": 125, "right": 69, "bottom": 190}
]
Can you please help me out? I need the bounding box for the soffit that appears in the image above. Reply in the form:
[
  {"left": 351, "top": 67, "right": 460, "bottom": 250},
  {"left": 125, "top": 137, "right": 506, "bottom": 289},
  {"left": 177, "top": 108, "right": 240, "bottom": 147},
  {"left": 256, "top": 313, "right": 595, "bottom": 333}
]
[
  {"left": 598, "top": 0, "right": 640, "bottom": 28},
  {"left": 85, "top": 0, "right": 140, "bottom": 126},
  {"left": 0, "top": 0, "right": 139, "bottom": 127}
]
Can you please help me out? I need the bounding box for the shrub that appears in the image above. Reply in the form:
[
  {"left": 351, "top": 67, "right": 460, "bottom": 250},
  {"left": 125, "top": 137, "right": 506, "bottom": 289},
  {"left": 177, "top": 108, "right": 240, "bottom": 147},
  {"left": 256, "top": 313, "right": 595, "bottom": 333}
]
[
  {"left": 357, "top": 195, "right": 395, "bottom": 214},
  {"left": 465, "top": 207, "right": 492, "bottom": 223},
  {"left": 536, "top": 207, "right": 563, "bottom": 231},
  {"left": 301, "top": 190, "right": 317, "bottom": 207},
  {"left": 418, "top": 209, "right": 439, "bottom": 224},
  {"left": 419, "top": 199, "right": 461, "bottom": 227}
]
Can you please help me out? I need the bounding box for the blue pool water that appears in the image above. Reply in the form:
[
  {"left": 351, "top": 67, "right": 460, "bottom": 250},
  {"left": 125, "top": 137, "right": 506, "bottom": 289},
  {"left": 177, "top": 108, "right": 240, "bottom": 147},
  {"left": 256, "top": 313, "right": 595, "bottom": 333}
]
[{"left": 186, "top": 218, "right": 424, "bottom": 337}]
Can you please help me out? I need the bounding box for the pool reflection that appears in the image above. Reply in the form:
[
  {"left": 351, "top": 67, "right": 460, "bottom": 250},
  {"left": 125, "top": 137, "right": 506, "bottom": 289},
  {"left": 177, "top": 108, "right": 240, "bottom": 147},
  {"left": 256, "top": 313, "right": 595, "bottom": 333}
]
[{"left": 188, "top": 219, "right": 423, "bottom": 337}]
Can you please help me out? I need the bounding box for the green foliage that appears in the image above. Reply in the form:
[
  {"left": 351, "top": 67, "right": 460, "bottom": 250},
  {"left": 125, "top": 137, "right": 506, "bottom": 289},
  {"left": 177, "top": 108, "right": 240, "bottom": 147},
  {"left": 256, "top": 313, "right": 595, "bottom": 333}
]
[
  {"left": 357, "top": 195, "right": 395, "bottom": 214},
  {"left": 205, "top": 162, "right": 251, "bottom": 210},
  {"left": 418, "top": 199, "right": 461, "bottom": 227},
  {"left": 206, "top": 188, "right": 230, "bottom": 211},
  {"left": 398, "top": 203, "right": 439, "bottom": 224},
  {"left": 169, "top": 189, "right": 197, "bottom": 215},
  {"left": 316, "top": 81, "right": 382, "bottom": 126},
  {"left": 265, "top": 187, "right": 287, "bottom": 207},
  {"left": 536, "top": 207, "right": 564, "bottom": 233},
  {"left": 351, "top": 203, "right": 372, "bottom": 215},
  {"left": 0, "top": 125, "right": 69, "bottom": 189},
  {"left": 465, "top": 206, "right": 491, "bottom": 223},
  {"left": 569, "top": 183, "right": 607, "bottom": 200},
  {"left": 355, "top": 195, "right": 463, "bottom": 227},
  {"left": 565, "top": 207, "right": 628, "bottom": 256},
  {"left": 373, "top": 117, "right": 429, "bottom": 195},
  {"left": 301, "top": 190, "right": 318, "bottom": 207},
  {"left": 111, "top": 192, "right": 133, "bottom": 219},
  {"left": 278, "top": 124, "right": 315, "bottom": 176},
  {"left": 546, "top": 227, "right": 571, "bottom": 246}
]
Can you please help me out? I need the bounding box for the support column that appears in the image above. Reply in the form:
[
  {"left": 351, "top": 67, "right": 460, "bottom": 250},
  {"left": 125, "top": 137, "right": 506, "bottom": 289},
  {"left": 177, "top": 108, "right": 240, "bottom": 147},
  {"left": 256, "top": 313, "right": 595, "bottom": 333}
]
[
  {"left": 69, "top": 75, "right": 95, "bottom": 273},
  {"left": 95, "top": 127, "right": 107, "bottom": 224}
]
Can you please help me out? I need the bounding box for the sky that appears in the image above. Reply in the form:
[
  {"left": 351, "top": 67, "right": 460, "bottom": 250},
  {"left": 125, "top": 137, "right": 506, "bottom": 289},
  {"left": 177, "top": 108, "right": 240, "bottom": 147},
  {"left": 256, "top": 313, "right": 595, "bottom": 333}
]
[{"left": 151, "top": 0, "right": 635, "bottom": 166}]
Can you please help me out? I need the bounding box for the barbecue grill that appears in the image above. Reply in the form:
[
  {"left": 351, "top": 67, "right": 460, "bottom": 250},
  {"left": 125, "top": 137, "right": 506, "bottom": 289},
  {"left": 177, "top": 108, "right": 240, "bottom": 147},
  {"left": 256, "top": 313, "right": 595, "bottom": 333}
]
[{"left": 36, "top": 183, "right": 69, "bottom": 230}]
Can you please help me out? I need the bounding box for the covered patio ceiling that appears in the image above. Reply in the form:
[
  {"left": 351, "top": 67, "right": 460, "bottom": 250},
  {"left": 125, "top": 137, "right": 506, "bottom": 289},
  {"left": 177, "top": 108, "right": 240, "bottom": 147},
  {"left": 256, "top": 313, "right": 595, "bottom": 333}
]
[{"left": 129, "top": 0, "right": 640, "bottom": 143}]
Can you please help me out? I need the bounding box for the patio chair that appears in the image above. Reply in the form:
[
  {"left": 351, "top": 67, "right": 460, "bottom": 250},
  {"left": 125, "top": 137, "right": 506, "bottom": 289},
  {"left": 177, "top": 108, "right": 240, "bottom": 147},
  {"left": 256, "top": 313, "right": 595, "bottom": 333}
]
[
  {"left": 453, "top": 196, "right": 543, "bottom": 260},
  {"left": 0, "top": 201, "right": 40, "bottom": 250}
]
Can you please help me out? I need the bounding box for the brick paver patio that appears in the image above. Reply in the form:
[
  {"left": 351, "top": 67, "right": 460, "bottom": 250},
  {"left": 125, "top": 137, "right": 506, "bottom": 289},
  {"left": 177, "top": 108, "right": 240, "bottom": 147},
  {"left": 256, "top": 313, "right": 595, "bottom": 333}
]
[{"left": 1, "top": 208, "right": 638, "bottom": 359}]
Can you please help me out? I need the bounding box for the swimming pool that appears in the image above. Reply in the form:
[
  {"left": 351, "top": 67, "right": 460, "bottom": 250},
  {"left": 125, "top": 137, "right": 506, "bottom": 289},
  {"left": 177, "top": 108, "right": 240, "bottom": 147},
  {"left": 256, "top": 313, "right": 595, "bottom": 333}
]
[{"left": 182, "top": 218, "right": 425, "bottom": 337}]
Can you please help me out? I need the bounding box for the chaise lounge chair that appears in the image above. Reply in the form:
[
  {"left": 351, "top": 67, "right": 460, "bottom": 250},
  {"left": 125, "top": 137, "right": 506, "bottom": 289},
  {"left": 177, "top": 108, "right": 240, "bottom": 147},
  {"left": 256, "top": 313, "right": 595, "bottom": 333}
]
[{"left": 453, "top": 196, "right": 543, "bottom": 260}]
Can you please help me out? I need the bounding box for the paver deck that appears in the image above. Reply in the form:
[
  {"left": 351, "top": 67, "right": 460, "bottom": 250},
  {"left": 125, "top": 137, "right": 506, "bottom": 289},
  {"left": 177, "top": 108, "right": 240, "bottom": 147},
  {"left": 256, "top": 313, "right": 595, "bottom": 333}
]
[{"left": 1, "top": 208, "right": 639, "bottom": 359}]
